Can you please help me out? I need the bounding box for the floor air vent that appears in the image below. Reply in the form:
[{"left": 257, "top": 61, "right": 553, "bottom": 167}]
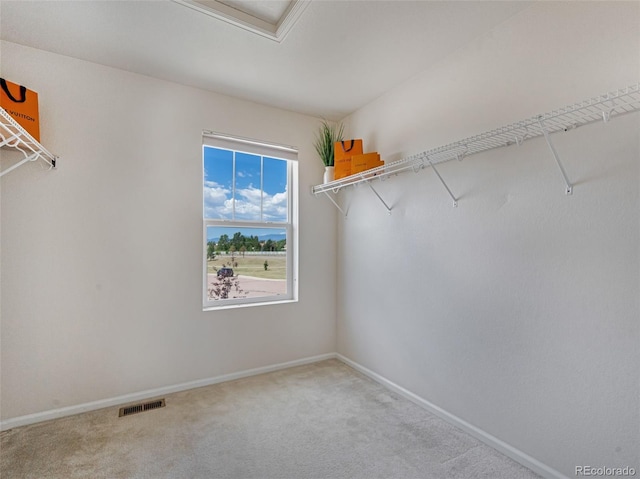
[{"left": 119, "top": 399, "right": 165, "bottom": 417}]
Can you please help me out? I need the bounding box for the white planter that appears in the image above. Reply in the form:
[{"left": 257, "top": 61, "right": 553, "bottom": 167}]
[{"left": 323, "top": 166, "right": 334, "bottom": 184}]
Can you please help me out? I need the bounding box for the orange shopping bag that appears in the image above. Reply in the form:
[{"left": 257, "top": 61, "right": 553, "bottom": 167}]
[
  {"left": 334, "top": 139, "right": 363, "bottom": 179},
  {"left": 1, "top": 78, "right": 40, "bottom": 142}
]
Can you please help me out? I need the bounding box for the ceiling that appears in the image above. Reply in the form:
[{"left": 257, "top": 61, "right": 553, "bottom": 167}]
[{"left": 0, "top": 1, "right": 531, "bottom": 121}]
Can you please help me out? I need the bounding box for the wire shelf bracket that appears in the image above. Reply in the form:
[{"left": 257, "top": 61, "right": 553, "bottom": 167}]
[
  {"left": 322, "top": 190, "right": 348, "bottom": 217},
  {"left": 0, "top": 107, "right": 58, "bottom": 178},
  {"left": 537, "top": 117, "right": 573, "bottom": 195},
  {"left": 311, "top": 83, "right": 640, "bottom": 213},
  {"left": 367, "top": 182, "right": 392, "bottom": 214},
  {"left": 426, "top": 155, "right": 458, "bottom": 207}
]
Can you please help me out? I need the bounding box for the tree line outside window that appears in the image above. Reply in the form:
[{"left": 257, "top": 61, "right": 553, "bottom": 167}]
[{"left": 207, "top": 231, "right": 286, "bottom": 260}]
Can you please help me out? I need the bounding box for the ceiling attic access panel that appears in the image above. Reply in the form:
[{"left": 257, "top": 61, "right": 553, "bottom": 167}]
[{"left": 172, "top": 0, "right": 310, "bottom": 42}]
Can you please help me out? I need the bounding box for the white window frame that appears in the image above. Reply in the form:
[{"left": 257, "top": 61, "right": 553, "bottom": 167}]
[{"left": 202, "top": 131, "right": 298, "bottom": 310}]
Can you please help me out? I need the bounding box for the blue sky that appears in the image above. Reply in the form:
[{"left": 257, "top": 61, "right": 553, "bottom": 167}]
[{"left": 203, "top": 146, "right": 288, "bottom": 222}]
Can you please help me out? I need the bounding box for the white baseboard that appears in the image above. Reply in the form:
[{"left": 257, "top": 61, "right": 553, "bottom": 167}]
[
  {"left": 0, "top": 351, "right": 567, "bottom": 479},
  {"left": 335, "top": 354, "right": 568, "bottom": 479},
  {"left": 0, "top": 352, "right": 336, "bottom": 432}
]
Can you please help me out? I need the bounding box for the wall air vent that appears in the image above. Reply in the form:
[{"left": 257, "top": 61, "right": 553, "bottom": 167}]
[{"left": 118, "top": 399, "right": 166, "bottom": 417}]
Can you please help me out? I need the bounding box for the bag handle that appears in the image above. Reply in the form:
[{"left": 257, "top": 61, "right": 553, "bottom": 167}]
[
  {"left": 341, "top": 140, "right": 355, "bottom": 152},
  {"left": 1, "top": 79, "right": 27, "bottom": 103}
]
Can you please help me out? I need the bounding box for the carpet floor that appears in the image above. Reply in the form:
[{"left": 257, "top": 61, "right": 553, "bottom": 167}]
[{"left": 1, "top": 359, "right": 541, "bottom": 478}]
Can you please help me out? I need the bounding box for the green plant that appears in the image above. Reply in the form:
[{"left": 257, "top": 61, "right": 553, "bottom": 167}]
[{"left": 314, "top": 120, "right": 344, "bottom": 167}]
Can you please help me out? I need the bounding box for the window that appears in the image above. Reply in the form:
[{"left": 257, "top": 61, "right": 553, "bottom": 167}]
[{"left": 203, "top": 131, "right": 298, "bottom": 308}]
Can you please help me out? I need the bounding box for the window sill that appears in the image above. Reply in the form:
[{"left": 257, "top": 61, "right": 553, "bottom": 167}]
[{"left": 203, "top": 298, "right": 298, "bottom": 312}]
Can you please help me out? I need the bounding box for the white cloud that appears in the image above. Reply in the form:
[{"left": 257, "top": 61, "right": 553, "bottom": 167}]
[
  {"left": 234, "top": 186, "right": 262, "bottom": 220},
  {"left": 204, "top": 182, "right": 288, "bottom": 222},
  {"left": 203, "top": 180, "right": 232, "bottom": 218},
  {"left": 262, "top": 188, "right": 288, "bottom": 222},
  {"left": 237, "top": 185, "right": 262, "bottom": 203}
]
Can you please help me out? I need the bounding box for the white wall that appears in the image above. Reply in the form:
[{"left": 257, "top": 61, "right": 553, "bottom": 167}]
[
  {"left": 338, "top": 3, "right": 639, "bottom": 478},
  {"left": 0, "top": 41, "right": 337, "bottom": 421}
]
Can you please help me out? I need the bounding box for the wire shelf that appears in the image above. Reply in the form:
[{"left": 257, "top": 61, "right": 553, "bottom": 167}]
[
  {"left": 1, "top": 107, "right": 57, "bottom": 178},
  {"left": 312, "top": 84, "right": 640, "bottom": 196}
]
